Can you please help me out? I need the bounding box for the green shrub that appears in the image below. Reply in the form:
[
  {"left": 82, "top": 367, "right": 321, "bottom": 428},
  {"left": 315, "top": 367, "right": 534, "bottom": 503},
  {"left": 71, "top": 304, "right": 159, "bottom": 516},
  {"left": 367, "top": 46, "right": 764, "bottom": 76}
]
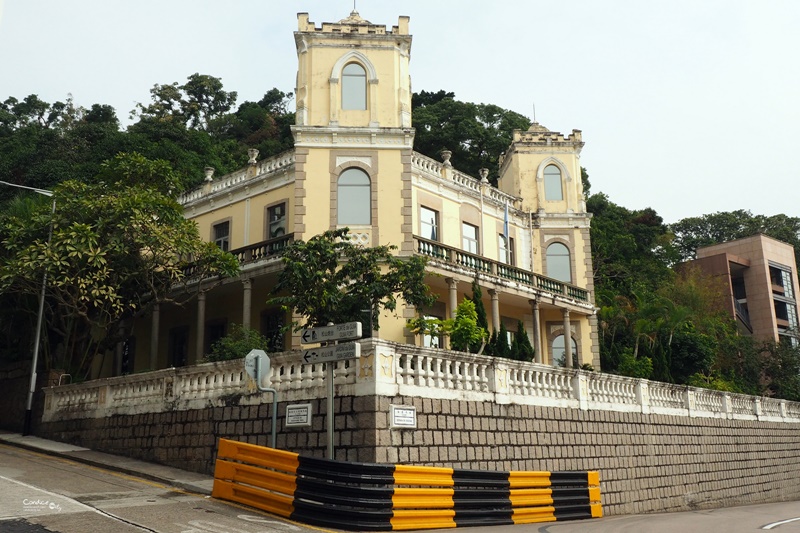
[{"left": 205, "top": 324, "right": 271, "bottom": 362}]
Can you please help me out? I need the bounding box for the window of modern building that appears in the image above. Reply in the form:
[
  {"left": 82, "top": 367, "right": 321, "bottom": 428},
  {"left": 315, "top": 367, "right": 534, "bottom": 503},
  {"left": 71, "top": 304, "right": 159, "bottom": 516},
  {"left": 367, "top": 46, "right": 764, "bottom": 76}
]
[
  {"left": 544, "top": 164, "right": 563, "bottom": 201},
  {"left": 499, "top": 235, "right": 515, "bottom": 265},
  {"left": 420, "top": 206, "right": 439, "bottom": 241},
  {"left": 462, "top": 222, "right": 479, "bottom": 254},
  {"left": 267, "top": 202, "right": 287, "bottom": 239},
  {"left": 553, "top": 334, "right": 577, "bottom": 367},
  {"left": 342, "top": 63, "right": 367, "bottom": 110},
  {"left": 775, "top": 299, "right": 799, "bottom": 329},
  {"left": 337, "top": 168, "right": 371, "bottom": 225},
  {"left": 213, "top": 221, "right": 230, "bottom": 252},
  {"left": 770, "top": 264, "right": 795, "bottom": 299},
  {"left": 546, "top": 242, "right": 571, "bottom": 282}
]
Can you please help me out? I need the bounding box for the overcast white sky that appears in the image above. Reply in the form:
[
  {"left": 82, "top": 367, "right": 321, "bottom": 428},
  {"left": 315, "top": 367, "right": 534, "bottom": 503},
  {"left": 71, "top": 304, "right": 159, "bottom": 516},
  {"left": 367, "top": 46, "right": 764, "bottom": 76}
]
[{"left": 1, "top": 1, "right": 798, "bottom": 223}]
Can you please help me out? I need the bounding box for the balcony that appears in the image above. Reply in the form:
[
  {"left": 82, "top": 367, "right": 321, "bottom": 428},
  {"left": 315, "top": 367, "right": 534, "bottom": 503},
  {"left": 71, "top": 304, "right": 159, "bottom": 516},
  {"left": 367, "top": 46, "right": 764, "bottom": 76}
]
[
  {"left": 182, "top": 234, "right": 293, "bottom": 277},
  {"left": 230, "top": 234, "right": 293, "bottom": 264},
  {"left": 415, "top": 236, "right": 589, "bottom": 303}
]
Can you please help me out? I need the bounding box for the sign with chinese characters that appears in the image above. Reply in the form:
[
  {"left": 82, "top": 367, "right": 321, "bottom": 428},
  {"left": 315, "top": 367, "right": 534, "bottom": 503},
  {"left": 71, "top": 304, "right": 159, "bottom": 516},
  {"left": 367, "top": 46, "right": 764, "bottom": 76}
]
[
  {"left": 391, "top": 404, "right": 417, "bottom": 429},
  {"left": 302, "top": 342, "right": 360, "bottom": 364},
  {"left": 300, "top": 321, "right": 362, "bottom": 344},
  {"left": 285, "top": 403, "right": 312, "bottom": 427}
]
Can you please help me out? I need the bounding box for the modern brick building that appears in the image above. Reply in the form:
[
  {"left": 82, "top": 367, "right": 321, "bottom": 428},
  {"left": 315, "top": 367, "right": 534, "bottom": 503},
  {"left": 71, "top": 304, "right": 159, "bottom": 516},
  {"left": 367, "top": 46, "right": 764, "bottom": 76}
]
[{"left": 689, "top": 234, "right": 799, "bottom": 345}]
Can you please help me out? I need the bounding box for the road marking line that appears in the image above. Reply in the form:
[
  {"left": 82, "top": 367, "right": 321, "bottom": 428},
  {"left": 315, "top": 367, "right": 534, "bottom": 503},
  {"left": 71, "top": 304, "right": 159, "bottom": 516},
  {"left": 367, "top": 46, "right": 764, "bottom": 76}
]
[
  {"left": 763, "top": 517, "right": 800, "bottom": 530},
  {"left": 0, "top": 475, "right": 98, "bottom": 514}
]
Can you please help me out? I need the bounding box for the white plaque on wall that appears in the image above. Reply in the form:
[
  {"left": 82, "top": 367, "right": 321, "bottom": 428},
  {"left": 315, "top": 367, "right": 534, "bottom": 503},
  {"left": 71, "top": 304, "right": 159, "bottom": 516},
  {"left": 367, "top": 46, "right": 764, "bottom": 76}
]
[
  {"left": 390, "top": 404, "right": 417, "bottom": 429},
  {"left": 285, "top": 403, "right": 312, "bottom": 427}
]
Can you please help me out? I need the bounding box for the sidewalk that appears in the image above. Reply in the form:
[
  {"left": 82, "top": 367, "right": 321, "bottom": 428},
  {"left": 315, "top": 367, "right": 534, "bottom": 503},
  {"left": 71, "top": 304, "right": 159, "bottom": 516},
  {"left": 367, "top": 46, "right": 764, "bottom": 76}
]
[{"left": 0, "top": 430, "right": 214, "bottom": 495}]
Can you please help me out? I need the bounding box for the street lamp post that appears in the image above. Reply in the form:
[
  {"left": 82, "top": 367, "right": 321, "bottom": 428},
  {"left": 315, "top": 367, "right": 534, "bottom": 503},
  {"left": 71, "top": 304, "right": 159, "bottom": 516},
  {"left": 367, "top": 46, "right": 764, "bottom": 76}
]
[{"left": 0, "top": 180, "right": 55, "bottom": 436}]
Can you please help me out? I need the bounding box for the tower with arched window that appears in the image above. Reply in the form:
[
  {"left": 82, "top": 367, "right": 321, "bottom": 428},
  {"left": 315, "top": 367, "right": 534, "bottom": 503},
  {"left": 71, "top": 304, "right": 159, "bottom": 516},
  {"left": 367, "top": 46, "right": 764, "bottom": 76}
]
[
  {"left": 496, "top": 121, "right": 597, "bottom": 368},
  {"left": 291, "top": 11, "right": 413, "bottom": 251}
]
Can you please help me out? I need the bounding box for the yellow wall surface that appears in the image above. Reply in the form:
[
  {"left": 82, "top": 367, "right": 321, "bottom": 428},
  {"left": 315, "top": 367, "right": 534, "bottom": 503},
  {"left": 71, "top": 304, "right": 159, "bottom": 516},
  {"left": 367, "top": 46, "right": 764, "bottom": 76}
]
[{"left": 190, "top": 183, "right": 294, "bottom": 249}]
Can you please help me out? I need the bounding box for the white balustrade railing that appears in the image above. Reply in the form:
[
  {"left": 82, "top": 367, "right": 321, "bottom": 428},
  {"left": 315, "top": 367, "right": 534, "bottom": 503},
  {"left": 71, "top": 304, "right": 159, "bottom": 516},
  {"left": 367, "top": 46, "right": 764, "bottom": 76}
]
[
  {"left": 177, "top": 151, "right": 296, "bottom": 205},
  {"left": 42, "top": 339, "right": 800, "bottom": 424},
  {"left": 411, "top": 151, "right": 519, "bottom": 210}
]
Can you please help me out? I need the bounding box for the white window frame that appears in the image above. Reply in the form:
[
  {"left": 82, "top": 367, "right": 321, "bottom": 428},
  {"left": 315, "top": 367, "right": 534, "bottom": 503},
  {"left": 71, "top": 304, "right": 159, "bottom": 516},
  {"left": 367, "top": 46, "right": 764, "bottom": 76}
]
[
  {"left": 342, "top": 63, "right": 367, "bottom": 110},
  {"left": 546, "top": 242, "right": 571, "bottom": 283},
  {"left": 499, "top": 234, "right": 514, "bottom": 265},
  {"left": 462, "top": 222, "right": 479, "bottom": 254},
  {"left": 337, "top": 168, "right": 371, "bottom": 225},
  {"left": 544, "top": 164, "right": 563, "bottom": 201},
  {"left": 421, "top": 206, "right": 439, "bottom": 241}
]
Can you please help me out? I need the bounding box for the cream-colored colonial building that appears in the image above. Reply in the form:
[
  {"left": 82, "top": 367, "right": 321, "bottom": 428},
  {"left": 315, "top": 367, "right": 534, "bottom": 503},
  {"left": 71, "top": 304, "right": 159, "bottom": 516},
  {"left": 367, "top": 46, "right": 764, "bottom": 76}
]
[{"left": 128, "top": 10, "right": 599, "bottom": 373}]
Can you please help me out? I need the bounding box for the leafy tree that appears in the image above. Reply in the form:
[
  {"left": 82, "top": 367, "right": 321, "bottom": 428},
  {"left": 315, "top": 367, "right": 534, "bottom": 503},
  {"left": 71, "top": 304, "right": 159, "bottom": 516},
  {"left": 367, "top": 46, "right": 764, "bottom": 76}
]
[
  {"left": 495, "top": 323, "right": 511, "bottom": 360},
  {"left": 0, "top": 153, "right": 239, "bottom": 378},
  {"left": 671, "top": 210, "right": 800, "bottom": 267},
  {"left": 224, "top": 89, "right": 295, "bottom": 158},
  {"left": 412, "top": 91, "right": 531, "bottom": 185},
  {"left": 616, "top": 349, "right": 653, "bottom": 379},
  {"left": 758, "top": 341, "right": 800, "bottom": 401},
  {"left": 464, "top": 279, "right": 489, "bottom": 353},
  {"left": 269, "top": 228, "right": 435, "bottom": 331},
  {"left": 448, "top": 300, "right": 488, "bottom": 353},
  {"left": 588, "top": 192, "right": 676, "bottom": 299},
  {"left": 484, "top": 329, "right": 498, "bottom": 357},
  {"left": 132, "top": 73, "right": 238, "bottom": 130},
  {"left": 512, "top": 320, "right": 535, "bottom": 362},
  {"left": 205, "top": 324, "right": 271, "bottom": 362},
  {"left": 581, "top": 167, "right": 591, "bottom": 198},
  {"left": 128, "top": 82, "right": 294, "bottom": 189},
  {"left": 0, "top": 94, "right": 126, "bottom": 198}
]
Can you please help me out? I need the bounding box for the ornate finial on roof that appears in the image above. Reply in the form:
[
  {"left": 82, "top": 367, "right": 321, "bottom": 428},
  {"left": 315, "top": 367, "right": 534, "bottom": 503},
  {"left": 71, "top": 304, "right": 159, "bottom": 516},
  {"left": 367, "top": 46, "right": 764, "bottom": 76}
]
[
  {"left": 338, "top": 10, "right": 371, "bottom": 25},
  {"left": 527, "top": 122, "right": 550, "bottom": 133}
]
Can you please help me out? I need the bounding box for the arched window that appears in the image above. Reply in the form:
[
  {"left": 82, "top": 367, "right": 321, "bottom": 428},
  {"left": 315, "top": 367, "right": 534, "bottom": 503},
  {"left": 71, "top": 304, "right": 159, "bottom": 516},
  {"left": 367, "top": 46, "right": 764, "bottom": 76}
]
[
  {"left": 546, "top": 242, "right": 571, "bottom": 282},
  {"left": 342, "top": 63, "right": 367, "bottom": 110},
  {"left": 337, "top": 168, "right": 371, "bottom": 225},
  {"left": 553, "top": 334, "right": 578, "bottom": 367},
  {"left": 544, "top": 164, "right": 563, "bottom": 201}
]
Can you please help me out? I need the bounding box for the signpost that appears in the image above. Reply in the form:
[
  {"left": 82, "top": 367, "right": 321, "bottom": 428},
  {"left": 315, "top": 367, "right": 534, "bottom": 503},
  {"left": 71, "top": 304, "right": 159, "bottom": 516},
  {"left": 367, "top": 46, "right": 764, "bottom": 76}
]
[
  {"left": 243, "top": 349, "right": 278, "bottom": 448},
  {"left": 300, "top": 321, "right": 362, "bottom": 344},
  {"left": 300, "top": 321, "right": 362, "bottom": 459},
  {"left": 302, "top": 342, "right": 360, "bottom": 364}
]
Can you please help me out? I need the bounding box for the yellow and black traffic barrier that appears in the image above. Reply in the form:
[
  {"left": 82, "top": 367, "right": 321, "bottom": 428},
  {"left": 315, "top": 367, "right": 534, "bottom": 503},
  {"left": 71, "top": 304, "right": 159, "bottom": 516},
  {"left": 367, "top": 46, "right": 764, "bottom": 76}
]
[{"left": 212, "top": 438, "right": 602, "bottom": 531}]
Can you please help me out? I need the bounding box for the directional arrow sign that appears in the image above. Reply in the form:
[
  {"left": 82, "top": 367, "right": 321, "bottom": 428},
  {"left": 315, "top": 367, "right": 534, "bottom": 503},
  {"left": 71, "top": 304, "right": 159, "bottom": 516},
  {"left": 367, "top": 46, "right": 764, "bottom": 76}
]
[
  {"left": 301, "top": 321, "right": 362, "bottom": 344},
  {"left": 302, "top": 342, "right": 361, "bottom": 364}
]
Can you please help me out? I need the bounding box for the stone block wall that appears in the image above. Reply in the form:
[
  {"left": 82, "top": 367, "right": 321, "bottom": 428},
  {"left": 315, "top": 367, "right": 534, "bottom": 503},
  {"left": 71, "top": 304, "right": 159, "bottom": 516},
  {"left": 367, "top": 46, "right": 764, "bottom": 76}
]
[
  {"left": 373, "top": 396, "right": 800, "bottom": 516},
  {"left": 37, "top": 392, "right": 800, "bottom": 517}
]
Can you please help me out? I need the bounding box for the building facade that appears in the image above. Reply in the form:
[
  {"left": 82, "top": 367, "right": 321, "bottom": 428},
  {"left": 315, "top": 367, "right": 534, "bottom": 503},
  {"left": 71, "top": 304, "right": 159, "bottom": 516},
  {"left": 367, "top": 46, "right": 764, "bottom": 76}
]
[
  {"left": 128, "top": 10, "right": 599, "bottom": 374},
  {"left": 689, "top": 234, "right": 800, "bottom": 346}
]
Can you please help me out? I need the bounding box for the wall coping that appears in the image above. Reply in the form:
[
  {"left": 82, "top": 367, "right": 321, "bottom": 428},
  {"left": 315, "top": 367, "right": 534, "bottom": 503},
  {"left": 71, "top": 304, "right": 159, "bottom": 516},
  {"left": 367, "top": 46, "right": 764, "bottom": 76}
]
[{"left": 42, "top": 339, "right": 800, "bottom": 423}]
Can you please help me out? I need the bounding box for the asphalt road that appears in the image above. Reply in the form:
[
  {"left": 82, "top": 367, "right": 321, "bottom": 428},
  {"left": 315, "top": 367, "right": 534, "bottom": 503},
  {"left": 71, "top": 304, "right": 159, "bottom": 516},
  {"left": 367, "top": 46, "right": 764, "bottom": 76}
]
[
  {"left": 0, "top": 443, "right": 317, "bottom": 533},
  {"left": 1, "top": 440, "right": 799, "bottom": 533}
]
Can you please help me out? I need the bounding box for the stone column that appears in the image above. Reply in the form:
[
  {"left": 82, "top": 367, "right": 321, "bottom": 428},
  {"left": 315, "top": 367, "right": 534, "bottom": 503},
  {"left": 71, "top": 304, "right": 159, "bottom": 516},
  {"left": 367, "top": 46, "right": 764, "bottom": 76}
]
[
  {"left": 149, "top": 304, "right": 160, "bottom": 370},
  {"left": 529, "top": 299, "right": 541, "bottom": 364},
  {"left": 488, "top": 289, "right": 500, "bottom": 332},
  {"left": 562, "top": 309, "right": 573, "bottom": 368},
  {"left": 196, "top": 292, "right": 206, "bottom": 363},
  {"left": 446, "top": 278, "right": 458, "bottom": 319},
  {"left": 242, "top": 279, "right": 252, "bottom": 329}
]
